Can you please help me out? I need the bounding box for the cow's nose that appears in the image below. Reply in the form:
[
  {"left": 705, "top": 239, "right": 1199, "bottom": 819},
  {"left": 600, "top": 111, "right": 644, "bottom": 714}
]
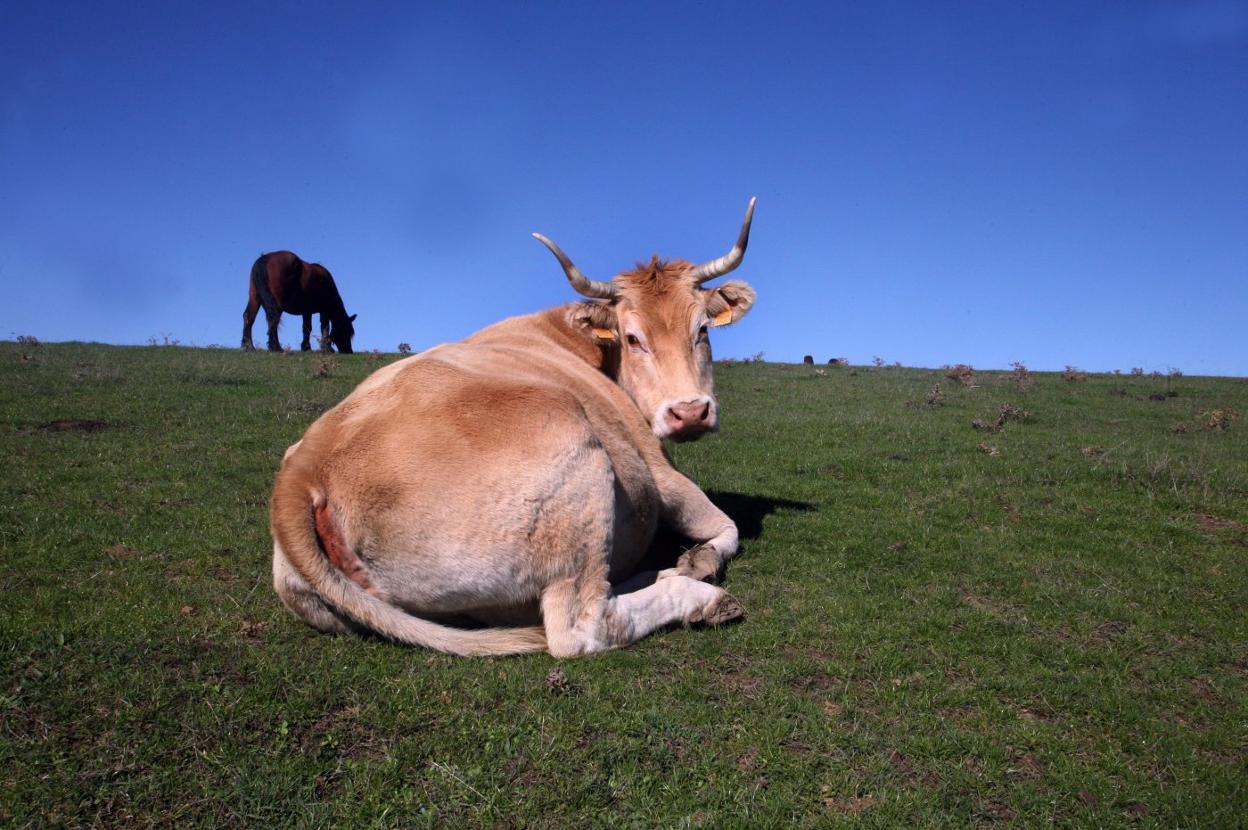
[{"left": 664, "top": 399, "right": 712, "bottom": 436}]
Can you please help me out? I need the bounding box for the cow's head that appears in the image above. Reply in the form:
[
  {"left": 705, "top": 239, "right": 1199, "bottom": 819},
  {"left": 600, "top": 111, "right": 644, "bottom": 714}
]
[
  {"left": 535, "top": 198, "right": 757, "bottom": 442},
  {"left": 331, "top": 313, "right": 357, "bottom": 354}
]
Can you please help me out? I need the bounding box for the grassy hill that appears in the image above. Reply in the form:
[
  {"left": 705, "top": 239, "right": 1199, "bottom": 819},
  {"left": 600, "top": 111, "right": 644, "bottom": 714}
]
[{"left": 2, "top": 341, "right": 1245, "bottom": 827}]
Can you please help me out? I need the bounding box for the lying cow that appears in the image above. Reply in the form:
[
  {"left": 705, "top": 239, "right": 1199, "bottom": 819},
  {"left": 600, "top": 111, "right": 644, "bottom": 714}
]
[{"left": 270, "top": 199, "right": 759, "bottom": 656}]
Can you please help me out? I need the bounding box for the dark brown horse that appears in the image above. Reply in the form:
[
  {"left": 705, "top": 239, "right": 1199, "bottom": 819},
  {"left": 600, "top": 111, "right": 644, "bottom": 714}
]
[{"left": 242, "top": 251, "right": 357, "bottom": 353}]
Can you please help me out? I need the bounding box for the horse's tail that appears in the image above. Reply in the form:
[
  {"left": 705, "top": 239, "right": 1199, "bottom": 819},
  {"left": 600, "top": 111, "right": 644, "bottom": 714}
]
[{"left": 251, "top": 253, "right": 279, "bottom": 313}]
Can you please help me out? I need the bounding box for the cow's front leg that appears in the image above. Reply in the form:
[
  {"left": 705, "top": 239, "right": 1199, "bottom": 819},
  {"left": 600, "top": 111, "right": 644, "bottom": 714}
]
[
  {"left": 541, "top": 570, "right": 743, "bottom": 658},
  {"left": 653, "top": 469, "right": 738, "bottom": 583}
]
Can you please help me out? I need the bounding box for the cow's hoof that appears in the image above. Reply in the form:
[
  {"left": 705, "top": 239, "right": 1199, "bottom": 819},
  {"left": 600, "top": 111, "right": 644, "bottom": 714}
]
[
  {"left": 677, "top": 545, "right": 723, "bottom": 584},
  {"left": 697, "top": 592, "right": 745, "bottom": 626}
]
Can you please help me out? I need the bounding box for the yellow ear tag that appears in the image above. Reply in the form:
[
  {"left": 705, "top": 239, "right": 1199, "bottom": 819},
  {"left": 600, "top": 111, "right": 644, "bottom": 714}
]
[
  {"left": 591, "top": 327, "right": 617, "bottom": 341},
  {"left": 712, "top": 308, "right": 735, "bottom": 327}
]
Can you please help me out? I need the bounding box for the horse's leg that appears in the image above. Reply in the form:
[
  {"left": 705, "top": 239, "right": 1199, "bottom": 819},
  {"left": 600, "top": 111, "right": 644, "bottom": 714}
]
[
  {"left": 320, "top": 314, "right": 332, "bottom": 352},
  {"left": 265, "top": 308, "right": 282, "bottom": 352},
  {"left": 301, "top": 314, "right": 313, "bottom": 351},
  {"left": 241, "top": 296, "right": 259, "bottom": 350}
]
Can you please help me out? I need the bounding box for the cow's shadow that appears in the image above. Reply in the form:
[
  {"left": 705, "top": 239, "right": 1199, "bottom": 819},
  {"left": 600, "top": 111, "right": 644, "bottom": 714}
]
[{"left": 624, "top": 489, "right": 816, "bottom": 589}]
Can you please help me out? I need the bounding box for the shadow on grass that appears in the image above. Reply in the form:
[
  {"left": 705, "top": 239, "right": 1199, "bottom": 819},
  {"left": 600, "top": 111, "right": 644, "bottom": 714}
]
[
  {"left": 631, "top": 489, "right": 817, "bottom": 580},
  {"left": 705, "top": 489, "right": 816, "bottom": 540}
]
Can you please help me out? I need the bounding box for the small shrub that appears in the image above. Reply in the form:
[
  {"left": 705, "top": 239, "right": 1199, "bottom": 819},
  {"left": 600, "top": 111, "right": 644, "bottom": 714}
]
[
  {"left": 1009, "top": 361, "right": 1034, "bottom": 391},
  {"left": 926, "top": 384, "right": 945, "bottom": 408},
  {"left": 976, "top": 443, "right": 1000, "bottom": 457},
  {"left": 398, "top": 342, "right": 412, "bottom": 355},
  {"left": 998, "top": 403, "right": 1028, "bottom": 423},
  {"left": 1130, "top": 367, "right": 1144, "bottom": 376},
  {"left": 16, "top": 334, "right": 40, "bottom": 346},
  {"left": 944, "top": 364, "right": 976, "bottom": 387},
  {"left": 1081, "top": 446, "right": 1105, "bottom": 458},
  {"left": 972, "top": 402, "right": 1028, "bottom": 433},
  {"left": 1202, "top": 408, "right": 1239, "bottom": 431},
  {"left": 314, "top": 360, "right": 335, "bottom": 378},
  {"left": 1062, "top": 366, "right": 1088, "bottom": 382},
  {"left": 872, "top": 356, "right": 885, "bottom": 368}
]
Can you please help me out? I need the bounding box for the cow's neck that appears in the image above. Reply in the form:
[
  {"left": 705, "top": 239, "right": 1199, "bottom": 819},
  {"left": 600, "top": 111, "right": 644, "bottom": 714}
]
[{"left": 534, "top": 307, "right": 619, "bottom": 379}]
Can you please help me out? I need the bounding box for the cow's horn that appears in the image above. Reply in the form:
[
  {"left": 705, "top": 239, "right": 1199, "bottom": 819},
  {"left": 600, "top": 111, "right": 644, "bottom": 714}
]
[
  {"left": 532, "top": 233, "right": 618, "bottom": 299},
  {"left": 691, "top": 197, "right": 756, "bottom": 285}
]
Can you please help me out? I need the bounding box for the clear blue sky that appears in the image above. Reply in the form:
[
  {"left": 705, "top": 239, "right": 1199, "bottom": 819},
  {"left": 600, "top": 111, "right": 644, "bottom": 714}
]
[{"left": 3, "top": 2, "right": 1245, "bottom": 374}]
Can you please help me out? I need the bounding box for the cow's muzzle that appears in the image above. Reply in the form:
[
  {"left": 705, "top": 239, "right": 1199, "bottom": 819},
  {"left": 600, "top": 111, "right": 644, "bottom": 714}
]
[{"left": 658, "top": 397, "right": 717, "bottom": 442}]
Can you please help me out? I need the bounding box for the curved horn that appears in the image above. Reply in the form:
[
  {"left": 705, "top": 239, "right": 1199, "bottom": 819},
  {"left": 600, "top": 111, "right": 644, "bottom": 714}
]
[
  {"left": 532, "top": 233, "right": 618, "bottom": 299},
  {"left": 690, "top": 197, "right": 756, "bottom": 285}
]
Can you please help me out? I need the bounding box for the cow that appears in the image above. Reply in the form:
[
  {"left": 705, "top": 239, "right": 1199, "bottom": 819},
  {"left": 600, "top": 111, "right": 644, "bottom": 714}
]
[
  {"left": 242, "top": 251, "right": 357, "bottom": 353},
  {"left": 269, "top": 199, "right": 759, "bottom": 657}
]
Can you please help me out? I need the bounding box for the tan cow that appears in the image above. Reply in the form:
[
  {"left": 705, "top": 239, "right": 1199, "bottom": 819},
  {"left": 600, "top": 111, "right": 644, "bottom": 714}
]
[{"left": 270, "top": 199, "right": 759, "bottom": 657}]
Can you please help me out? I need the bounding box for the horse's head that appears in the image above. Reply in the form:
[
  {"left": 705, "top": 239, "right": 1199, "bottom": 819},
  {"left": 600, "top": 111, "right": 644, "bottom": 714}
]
[{"left": 331, "top": 313, "right": 357, "bottom": 354}]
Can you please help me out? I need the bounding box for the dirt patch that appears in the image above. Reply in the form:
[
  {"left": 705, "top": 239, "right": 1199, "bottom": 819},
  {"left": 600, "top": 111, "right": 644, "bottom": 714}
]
[
  {"left": 42, "top": 419, "right": 108, "bottom": 433},
  {"left": 1091, "top": 620, "right": 1129, "bottom": 646},
  {"left": 960, "top": 590, "right": 1020, "bottom": 620},
  {"left": 980, "top": 799, "right": 1018, "bottom": 821},
  {"left": 1008, "top": 751, "right": 1044, "bottom": 779},
  {"left": 821, "top": 794, "right": 877, "bottom": 814},
  {"left": 106, "top": 544, "right": 140, "bottom": 559},
  {"left": 1195, "top": 513, "right": 1245, "bottom": 532},
  {"left": 664, "top": 737, "right": 691, "bottom": 765},
  {"left": 1188, "top": 677, "right": 1227, "bottom": 709},
  {"left": 299, "top": 705, "right": 388, "bottom": 762}
]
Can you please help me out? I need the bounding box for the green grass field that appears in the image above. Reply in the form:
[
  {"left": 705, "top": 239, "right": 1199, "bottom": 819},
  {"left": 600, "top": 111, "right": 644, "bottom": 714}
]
[{"left": 2, "top": 341, "right": 1245, "bottom": 828}]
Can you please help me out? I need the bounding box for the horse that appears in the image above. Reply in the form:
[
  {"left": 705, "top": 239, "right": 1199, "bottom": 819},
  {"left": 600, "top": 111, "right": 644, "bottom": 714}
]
[{"left": 241, "top": 251, "right": 357, "bottom": 353}]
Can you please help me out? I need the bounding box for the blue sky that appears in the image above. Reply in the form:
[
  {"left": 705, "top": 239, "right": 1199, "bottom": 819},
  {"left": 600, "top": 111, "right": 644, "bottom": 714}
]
[{"left": 3, "top": 1, "right": 1246, "bottom": 374}]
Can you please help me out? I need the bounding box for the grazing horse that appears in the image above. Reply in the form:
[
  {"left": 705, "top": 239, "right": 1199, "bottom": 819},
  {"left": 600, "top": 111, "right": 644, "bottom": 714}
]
[{"left": 242, "top": 251, "right": 357, "bottom": 353}]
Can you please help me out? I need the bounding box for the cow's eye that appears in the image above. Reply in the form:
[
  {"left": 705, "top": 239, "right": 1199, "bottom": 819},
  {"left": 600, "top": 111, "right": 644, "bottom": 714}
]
[
  {"left": 626, "top": 334, "right": 643, "bottom": 350},
  {"left": 697, "top": 325, "right": 709, "bottom": 340}
]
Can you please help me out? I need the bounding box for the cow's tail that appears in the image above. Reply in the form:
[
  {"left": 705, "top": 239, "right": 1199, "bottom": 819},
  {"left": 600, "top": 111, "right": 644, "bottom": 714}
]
[
  {"left": 270, "top": 469, "right": 548, "bottom": 657},
  {"left": 251, "top": 253, "right": 279, "bottom": 313}
]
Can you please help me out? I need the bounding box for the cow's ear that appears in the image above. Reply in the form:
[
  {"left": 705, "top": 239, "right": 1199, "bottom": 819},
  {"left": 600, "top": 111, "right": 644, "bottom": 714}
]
[
  {"left": 348, "top": 314, "right": 358, "bottom": 323},
  {"left": 705, "top": 280, "right": 756, "bottom": 327},
  {"left": 568, "top": 301, "right": 618, "bottom": 342}
]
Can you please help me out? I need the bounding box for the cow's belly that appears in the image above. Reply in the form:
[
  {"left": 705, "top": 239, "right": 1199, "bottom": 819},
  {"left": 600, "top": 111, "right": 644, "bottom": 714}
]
[{"left": 335, "top": 412, "right": 661, "bottom": 617}]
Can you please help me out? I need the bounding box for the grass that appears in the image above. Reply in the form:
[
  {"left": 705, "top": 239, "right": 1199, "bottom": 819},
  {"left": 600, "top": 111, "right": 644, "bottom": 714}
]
[{"left": 2, "top": 341, "right": 1245, "bottom": 827}]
